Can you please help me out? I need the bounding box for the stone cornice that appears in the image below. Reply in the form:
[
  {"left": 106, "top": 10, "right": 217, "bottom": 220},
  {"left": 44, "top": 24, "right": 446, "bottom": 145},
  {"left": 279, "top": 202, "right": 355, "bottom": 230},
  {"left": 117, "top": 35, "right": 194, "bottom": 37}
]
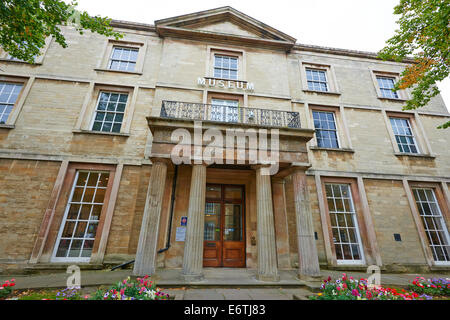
[
  {"left": 293, "top": 43, "right": 416, "bottom": 64},
  {"left": 109, "top": 18, "right": 416, "bottom": 64},
  {"left": 155, "top": 25, "right": 295, "bottom": 51},
  {"left": 110, "top": 19, "right": 155, "bottom": 32}
]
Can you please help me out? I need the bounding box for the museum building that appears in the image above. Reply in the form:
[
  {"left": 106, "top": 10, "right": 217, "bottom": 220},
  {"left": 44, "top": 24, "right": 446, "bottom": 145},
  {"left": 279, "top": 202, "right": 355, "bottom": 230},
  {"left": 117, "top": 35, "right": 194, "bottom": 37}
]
[{"left": 0, "top": 7, "right": 449, "bottom": 280}]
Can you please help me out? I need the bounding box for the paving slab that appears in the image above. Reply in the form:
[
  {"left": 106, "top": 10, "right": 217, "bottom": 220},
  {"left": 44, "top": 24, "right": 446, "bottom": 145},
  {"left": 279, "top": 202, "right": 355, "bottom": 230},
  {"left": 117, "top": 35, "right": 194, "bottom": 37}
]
[
  {"left": 184, "top": 289, "right": 225, "bottom": 300},
  {"left": 247, "top": 288, "right": 291, "bottom": 300}
]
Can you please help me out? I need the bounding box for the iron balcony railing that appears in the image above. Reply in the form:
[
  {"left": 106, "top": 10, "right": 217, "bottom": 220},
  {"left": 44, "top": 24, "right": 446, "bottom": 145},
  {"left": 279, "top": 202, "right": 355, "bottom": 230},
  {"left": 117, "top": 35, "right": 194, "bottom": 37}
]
[{"left": 160, "top": 100, "right": 301, "bottom": 129}]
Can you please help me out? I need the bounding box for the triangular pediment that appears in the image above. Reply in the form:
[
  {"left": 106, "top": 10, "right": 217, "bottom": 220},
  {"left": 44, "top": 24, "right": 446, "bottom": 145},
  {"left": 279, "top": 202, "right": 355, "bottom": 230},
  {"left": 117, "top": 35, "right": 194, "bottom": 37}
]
[
  {"left": 155, "top": 7, "right": 296, "bottom": 48},
  {"left": 189, "top": 20, "right": 267, "bottom": 39}
]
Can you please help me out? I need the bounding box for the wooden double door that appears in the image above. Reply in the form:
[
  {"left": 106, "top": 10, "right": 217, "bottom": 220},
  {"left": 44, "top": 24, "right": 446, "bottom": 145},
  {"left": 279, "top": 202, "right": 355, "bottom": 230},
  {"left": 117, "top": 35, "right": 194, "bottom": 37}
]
[{"left": 203, "top": 184, "right": 246, "bottom": 268}]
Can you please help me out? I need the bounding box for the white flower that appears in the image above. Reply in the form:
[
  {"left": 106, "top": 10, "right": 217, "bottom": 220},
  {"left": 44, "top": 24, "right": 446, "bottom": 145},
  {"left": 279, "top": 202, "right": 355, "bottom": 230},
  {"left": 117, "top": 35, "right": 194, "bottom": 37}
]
[{"left": 145, "top": 289, "right": 156, "bottom": 300}]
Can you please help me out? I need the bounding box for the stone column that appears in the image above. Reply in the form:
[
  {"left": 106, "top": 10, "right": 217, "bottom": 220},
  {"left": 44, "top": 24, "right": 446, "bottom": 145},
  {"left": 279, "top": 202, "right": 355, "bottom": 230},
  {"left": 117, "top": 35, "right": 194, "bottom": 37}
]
[
  {"left": 133, "top": 159, "right": 168, "bottom": 276},
  {"left": 255, "top": 165, "right": 279, "bottom": 281},
  {"left": 271, "top": 178, "right": 291, "bottom": 269},
  {"left": 182, "top": 164, "right": 207, "bottom": 281},
  {"left": 292, "top": 169, "right": 321, "bottom": 279}
]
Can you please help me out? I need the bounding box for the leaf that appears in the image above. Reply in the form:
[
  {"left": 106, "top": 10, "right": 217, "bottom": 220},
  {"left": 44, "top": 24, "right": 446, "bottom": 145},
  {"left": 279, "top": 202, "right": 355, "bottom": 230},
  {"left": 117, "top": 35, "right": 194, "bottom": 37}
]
[{"left": 377, "top": 0, "right": 450, "bottom": 129}]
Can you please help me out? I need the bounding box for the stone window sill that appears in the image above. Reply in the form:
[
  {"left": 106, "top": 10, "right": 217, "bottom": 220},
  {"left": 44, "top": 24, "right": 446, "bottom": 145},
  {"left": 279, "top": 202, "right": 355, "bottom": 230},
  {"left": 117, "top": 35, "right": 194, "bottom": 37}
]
[
  {"left": 331, "top": 264, "right": 368, "bottom": 271},
  {"left": 378, "top": 96, "right": 407, "bottom": 102},
  {"left": 430, "top": 264, "right": 450, "bottom": 271},
  {"left": 0, "top": 58, "right": 42, "bottom": 65},
  {"left": 310, "top": 146, "right": 355, "bottom": 153},
  {"left": 303, "top": 89, "right": 341, "bottom": 96},
  {"left": 94, "top": 68, "right": 143, "bottom": 75},
  {"left": 0, "top": 124, "right": 15, "bottom": 129},
  {"left": 72, "top": 129, "right": 130, "bottom": 137},
  {"left": 394, "top": 152, "right": 436, "bottom": 159}
]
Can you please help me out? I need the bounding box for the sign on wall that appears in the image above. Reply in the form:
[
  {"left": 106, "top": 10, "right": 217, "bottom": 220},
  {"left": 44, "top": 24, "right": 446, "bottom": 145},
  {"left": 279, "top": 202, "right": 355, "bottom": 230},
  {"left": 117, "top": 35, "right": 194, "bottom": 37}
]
[
  {"left": 197, "top": 77, "right": 254, "bottom": 91},
  {"left": 175, "top": 227, "right": 186, "bottom": 242}
]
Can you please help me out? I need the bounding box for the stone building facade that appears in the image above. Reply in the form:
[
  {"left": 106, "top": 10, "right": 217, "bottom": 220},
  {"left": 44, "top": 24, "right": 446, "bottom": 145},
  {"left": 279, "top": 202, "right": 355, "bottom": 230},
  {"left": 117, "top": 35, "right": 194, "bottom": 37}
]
[{"left": 0, "top": 7, "right": 449, "bottom": 278}]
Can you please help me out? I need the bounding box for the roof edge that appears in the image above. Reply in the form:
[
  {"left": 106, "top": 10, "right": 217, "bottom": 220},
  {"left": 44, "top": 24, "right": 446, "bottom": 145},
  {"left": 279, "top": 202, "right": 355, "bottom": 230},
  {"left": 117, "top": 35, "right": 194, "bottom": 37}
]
[
  {"left": 108, "top": 19, "right": 415, "bottom": 64},
  {"left": 294, "top": 43, "right": 416, "bottom": 64}
]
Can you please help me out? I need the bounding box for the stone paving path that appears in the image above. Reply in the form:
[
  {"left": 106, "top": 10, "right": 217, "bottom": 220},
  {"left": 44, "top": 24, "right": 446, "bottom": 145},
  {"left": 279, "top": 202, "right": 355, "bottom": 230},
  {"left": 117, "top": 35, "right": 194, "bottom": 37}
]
[{"left": 162, "top": 288, "right": 312, "bottom": 300}]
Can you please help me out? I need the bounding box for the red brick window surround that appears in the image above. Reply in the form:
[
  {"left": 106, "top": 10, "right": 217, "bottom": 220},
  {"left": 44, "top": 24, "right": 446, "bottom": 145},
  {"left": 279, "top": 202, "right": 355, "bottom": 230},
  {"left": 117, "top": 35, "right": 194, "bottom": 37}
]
[
  {"left": 408, "top": 182, "right": 450, "bottom": 265},
  {"left": 320, "top": 177, "right": 376, "bottom": 266},
  {"left": 33, "top": 163, "right": 117, "bottom": 264}
]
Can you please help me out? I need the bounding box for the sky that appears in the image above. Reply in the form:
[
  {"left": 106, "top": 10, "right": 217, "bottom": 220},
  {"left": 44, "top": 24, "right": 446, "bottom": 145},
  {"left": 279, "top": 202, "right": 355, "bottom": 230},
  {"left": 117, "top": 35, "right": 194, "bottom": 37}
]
[{"left": 72, "top": 0, "right": 450, "bottom": 110}]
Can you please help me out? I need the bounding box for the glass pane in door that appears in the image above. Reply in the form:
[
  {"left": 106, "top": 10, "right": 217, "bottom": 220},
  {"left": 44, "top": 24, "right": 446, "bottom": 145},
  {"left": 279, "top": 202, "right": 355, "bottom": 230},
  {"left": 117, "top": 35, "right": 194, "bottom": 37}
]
[
  {"left": 204, "top": 202, "right": 221, "bottom": 241},
  {"left": 224, "top": 204, "right": 242, "bottom": 241}
]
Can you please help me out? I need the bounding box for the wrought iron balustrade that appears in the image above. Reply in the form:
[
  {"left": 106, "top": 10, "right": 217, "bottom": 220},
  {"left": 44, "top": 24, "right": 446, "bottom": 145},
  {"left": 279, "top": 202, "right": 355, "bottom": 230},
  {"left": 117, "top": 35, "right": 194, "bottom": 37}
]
[{"left": 160, "top": 100, "right": 301, "bottom": 129}]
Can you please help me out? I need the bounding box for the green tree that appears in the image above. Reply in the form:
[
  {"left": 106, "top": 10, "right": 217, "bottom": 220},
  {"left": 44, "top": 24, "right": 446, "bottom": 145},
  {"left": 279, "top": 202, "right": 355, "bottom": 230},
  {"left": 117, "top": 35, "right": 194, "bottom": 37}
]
[
  {"left": 378, "top": 0, "right": 450, "bottom": 128},
  {"left": 0, "top": 0, "right": 122, "bottom": 63}
]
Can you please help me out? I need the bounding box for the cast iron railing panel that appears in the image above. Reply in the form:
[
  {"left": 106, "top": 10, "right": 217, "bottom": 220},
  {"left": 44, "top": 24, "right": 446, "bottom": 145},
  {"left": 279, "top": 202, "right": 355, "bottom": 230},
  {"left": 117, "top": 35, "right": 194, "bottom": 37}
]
[{"left": 160, "top": 100, "right": 301, "bottom": 129}]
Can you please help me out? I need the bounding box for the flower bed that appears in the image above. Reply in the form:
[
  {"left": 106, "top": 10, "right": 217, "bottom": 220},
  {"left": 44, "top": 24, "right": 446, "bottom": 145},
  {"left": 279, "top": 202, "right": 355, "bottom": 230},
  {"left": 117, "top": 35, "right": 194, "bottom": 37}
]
[
  {"left": 408, "top": 277, "right": 450, "bottom": 297},
  {"left": 3, "top": 275, "right": 170, "bottom": 300},
  {"left": 90, "top": 275, "right": 170, "bottom": 300},
  {"left": 0, "top": 279, "right": 16, "bottom": 299},
  {"left": 309, "top": 273, "right": 434, "bottom": 300}
]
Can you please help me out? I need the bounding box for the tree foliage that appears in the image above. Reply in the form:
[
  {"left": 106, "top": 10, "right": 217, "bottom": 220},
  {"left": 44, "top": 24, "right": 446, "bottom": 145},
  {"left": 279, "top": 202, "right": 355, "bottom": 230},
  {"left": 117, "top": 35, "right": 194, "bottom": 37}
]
[
  {"left": 378, "top": 0, "right": 450, "bottom": 129},
  {"left": 0, "top": 0, "right": 122, "bottom": 63}
]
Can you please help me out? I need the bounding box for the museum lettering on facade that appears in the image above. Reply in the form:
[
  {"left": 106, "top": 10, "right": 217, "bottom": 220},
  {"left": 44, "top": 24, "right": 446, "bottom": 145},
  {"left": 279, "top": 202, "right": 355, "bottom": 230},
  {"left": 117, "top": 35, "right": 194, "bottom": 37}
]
[{"left": 0, "top": 7, "right": 449, "bottom": 279}]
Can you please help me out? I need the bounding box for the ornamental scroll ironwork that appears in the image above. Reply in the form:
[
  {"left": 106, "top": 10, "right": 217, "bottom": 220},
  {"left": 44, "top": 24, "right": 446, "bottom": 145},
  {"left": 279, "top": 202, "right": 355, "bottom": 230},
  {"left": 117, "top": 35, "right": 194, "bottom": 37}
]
[{"left": 160, "top": 100, "right": 301, "bottom": 129}]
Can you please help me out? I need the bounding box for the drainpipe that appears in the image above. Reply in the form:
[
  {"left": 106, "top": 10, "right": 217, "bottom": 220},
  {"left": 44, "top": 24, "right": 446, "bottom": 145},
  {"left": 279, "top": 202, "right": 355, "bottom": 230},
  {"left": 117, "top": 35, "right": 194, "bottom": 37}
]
[
  {"left": 111, "top": 165, "right": 178, "bottom": 271},
  {"left": 157, "top": 165, "right": 178, "bottom": 254}
]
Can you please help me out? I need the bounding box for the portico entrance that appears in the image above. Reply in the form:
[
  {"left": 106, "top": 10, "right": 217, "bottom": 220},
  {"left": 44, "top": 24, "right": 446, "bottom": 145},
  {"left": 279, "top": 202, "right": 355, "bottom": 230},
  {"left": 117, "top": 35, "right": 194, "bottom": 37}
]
[{"left": 203, "top": 184, "right": 246, "bottom": 268}]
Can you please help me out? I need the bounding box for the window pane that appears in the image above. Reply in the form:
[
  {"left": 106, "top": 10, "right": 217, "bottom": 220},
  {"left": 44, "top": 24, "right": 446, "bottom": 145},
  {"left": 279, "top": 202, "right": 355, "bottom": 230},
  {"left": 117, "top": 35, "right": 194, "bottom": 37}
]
[
  {"left": 413, "top": 188, "right": 450, "bottom": 262},
  {"left": 92, "top": 92, "right": 128, "bottom": 133},
  {"left": 224, "top": 204, "right": 242, "bottom": 241},
  {"left": 56, "top": 239, "right": 71, "bottom": 257},
  {"left": 213, "top": 55, "right": 238, "bottom": 80},
  {"left": 62, "top": 221, "right": 76, "bottom": 238},
  {"left": 204, "top": 203, "right": 221, "bottom": 241},
  {"left": 206, "top": 185, "right": 221, "bottom": 199},
  {"left": 390, "top": 117, "right": 418, "bottom": 154},
  {"left": 79, "top": 204, "right": 92, "bottom": 220},
  {"left": 54, "top": 171, "right": 110, "bottom": 261},
  {"left": 68, "top": 240, "right": 82, "bottom": 257},
  {"left": 325, "top": 183, "right": 364, "bottom": 262},
  {"left": 67, "top": 204, "right": 80, "bottom": 219}
]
